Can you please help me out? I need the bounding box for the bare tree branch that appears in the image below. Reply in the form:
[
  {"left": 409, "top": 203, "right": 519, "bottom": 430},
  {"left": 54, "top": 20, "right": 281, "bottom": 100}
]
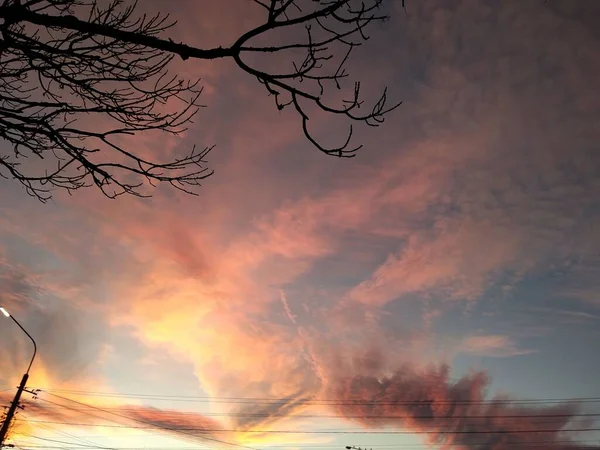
[{"left": 0, "top": 0, "right": 399, "bottom": 201}]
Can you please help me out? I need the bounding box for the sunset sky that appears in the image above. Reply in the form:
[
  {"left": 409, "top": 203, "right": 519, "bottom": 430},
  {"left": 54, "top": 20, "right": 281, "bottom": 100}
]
[{"left": 1, "top": 1, "right": 600, "bottom": 450}]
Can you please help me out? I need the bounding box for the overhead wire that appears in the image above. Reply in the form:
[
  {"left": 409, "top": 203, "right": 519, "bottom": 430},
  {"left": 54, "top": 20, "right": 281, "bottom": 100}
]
[
  {"left": 9, "top": 443, "right": 600, "bottom": 450},
  {"left": 20, "top": 417, "right": 600, "bottom": 431},
  {"left": 11, "top": 421, "right": 600, "bottom": 435},
  {"left": 16, "top": 394, "right": 600, "bottom": 435},
  {"left": 11, "top": 442, "right": 596, "bottom": 450},
  {"left": 28, "top": 391, "right": 600, "bottom": 430},
  {"left": 19, "top": 408, "right": 600, "bottom": 421},
  {"left": 24, "top": 390, "right": 600, "bottom": 424},
  {"left": 24, "top": 394, "right": 130, "bottom": 427},
  {"left": 15, "top": 395, "right": 214, "bottom": 450},
  {"left": 34, "top": 388, "right": 600, "bottom": 406},
  {"left": 13, "top": 389, "right": 600, "bottom": 450},
  {"left": 20, "top": 435, "right": 114, "bottom": 449},
  {"left": 19, "top": 414, "right": 117, "bottom": 450},
  {"left": 42, "top": 392, "right": 260, "bottom": 450}
]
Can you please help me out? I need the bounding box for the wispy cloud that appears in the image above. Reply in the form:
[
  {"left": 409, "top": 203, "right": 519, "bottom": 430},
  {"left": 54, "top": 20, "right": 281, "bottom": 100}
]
[{"left": 459, "top": 335, "right": 536, "bottom": 358}]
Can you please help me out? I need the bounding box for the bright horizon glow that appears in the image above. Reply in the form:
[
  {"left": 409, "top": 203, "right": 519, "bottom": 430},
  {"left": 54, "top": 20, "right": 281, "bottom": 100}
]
[{"left": 0, "top": 307, "right": 10, "bottom": 318}]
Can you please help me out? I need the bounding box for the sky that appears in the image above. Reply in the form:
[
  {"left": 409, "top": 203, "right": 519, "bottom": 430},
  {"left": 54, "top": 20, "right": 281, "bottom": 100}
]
[{"left": 1, "top": 1, "right": 600, "bottom": 450}]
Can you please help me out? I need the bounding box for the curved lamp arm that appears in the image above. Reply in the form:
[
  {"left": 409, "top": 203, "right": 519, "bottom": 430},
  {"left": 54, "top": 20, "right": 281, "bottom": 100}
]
[{"left": 1, "top": 307, "right": 37, "bottom": 374}]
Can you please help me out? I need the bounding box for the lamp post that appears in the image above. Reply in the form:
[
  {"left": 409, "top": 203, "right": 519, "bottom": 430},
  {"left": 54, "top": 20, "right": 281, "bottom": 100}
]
[{"left": 0, "top": 307, "right": 37, "bottom": 448}]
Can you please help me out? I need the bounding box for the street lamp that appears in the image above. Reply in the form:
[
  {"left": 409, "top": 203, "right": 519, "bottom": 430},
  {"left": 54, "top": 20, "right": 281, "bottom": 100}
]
[{"left": 0, "top": 306, "right": 38, "bottom": 447}]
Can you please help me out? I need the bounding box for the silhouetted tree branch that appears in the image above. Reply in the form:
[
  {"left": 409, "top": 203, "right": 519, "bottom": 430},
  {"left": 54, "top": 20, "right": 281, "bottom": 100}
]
[{"left": 0, "top": 0, "right": 399, "bottom": 201}]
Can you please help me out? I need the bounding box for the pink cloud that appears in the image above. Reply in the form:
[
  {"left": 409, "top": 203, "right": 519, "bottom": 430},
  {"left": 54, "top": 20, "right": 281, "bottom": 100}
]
[{"left": 326, "top": 359, "right": 597, "bottom": 450}]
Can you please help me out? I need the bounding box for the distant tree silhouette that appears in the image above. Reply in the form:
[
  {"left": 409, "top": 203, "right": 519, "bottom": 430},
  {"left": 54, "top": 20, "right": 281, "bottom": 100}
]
[{"left": 0, "top": 0, "right": 399, "bottom": 201}]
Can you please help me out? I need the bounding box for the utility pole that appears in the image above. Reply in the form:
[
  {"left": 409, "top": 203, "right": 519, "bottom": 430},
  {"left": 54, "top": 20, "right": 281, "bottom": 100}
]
[
  {"left": 0, "top": 373, "right": 29, "bottom": 447},
  {"left": 0, "top": 307, "right": 37, "bottom": 448}
]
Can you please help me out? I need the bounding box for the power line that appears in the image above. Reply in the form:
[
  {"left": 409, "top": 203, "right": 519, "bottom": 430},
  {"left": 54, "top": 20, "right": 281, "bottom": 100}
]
[
  {"left": 16, "top": 398, "right": 211, "bottom": 450},
  {"left": 19, "top": 408, "right": 600, "bottom": 421},
  {"left": 21, "top": 436, "right": 113, "bottom": 449},
  {"left": 10, "top": 442, "right": 600, "bottom": 450},
  {"left": 25, "top": 394, "right": 600, "bottom": 422},
  {"left": 16, "top": 441, "right": 600, "bottom": 447},
  {"left": 22, "top": 391, "right": 600, "bottom": 436},
  {"left": 21, "top": 412, "right": 600, "bottom": 427},
  {"left": 21, "top": 415, "right": 117, "bottom": 450},
  {"left": 35, "top": 389, "right": 600, "bottom": 406},
  {"left": 16, "top": 390, "right": 600, "bottom": 450},
  {"left": 14, "top": 419, "right": 600, "bottom": 435},
  {"left": 25, "top": 395, "right": 129, "bottom": 428},
  {"left": 43, "top": 392, "right": 260, "bottom": 450}
]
